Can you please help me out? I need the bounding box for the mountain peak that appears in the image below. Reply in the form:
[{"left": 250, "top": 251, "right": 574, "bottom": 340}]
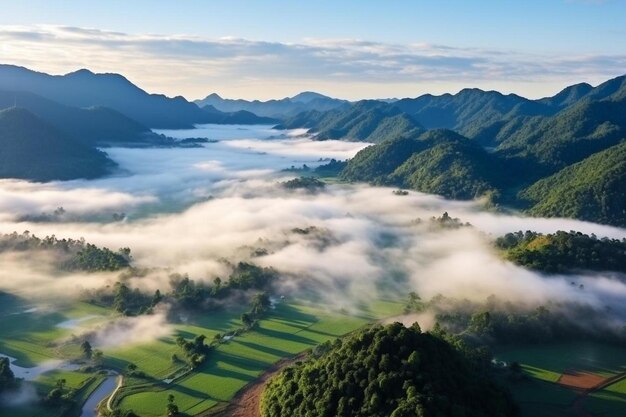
[{"left": 291, "top": 91, "right": 330, "bottom": 103}]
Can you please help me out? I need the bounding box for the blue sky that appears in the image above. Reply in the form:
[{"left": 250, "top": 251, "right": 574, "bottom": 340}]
[{"left": 0, "top": 0, "right": 625, "bottom": 99}]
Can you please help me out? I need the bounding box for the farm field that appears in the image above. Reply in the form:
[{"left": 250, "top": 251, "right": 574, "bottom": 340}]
[
  {"left": 1, "top": 284, "right": 404, "bottom": 417},
  {"left": 495, "top": 342, "right": 626, "bottom": 417},
  {"left": 115, "top": 299, "right": 403, "bottom": 416}
]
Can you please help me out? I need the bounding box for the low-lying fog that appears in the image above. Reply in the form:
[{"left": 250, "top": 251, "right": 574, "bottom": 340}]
[{"left": 1, "top": 124, "right": 626, "bottom": 330}]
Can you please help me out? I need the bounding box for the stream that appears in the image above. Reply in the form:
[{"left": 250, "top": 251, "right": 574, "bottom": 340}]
[{"left": 79, "top": 376, "right": 118, "bottom": 417}]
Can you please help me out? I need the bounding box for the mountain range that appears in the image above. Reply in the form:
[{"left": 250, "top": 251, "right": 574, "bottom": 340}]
[
  {"left": 195, "top": 91, "right": 348, "bottom": 118},
  {"left": 0, "top": 63, "right": 624, "bottom": 226}
]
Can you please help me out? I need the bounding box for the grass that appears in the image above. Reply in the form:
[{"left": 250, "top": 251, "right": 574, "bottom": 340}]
[
  {"left": 587, "top": 378, "right": 626, "bottom": 416},
  {"left": 495, "top": 342, "right": 626, "bottom": 417},
  {"left": 0, "top": 291, "right": 404, "bottom": 417},
  {"left": 116, "top": 300, "right": 403, "bottom": 416}
]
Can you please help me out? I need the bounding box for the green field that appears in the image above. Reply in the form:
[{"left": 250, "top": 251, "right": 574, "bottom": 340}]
[
  {"left": 115, "top": 300, "right": 402, "bottom": 416},
  {"left": 1, "top": 287, "right": 403, "bottom": 417},
  {"left": 495, "top": 342, "right": 626, "bottom": 417}
]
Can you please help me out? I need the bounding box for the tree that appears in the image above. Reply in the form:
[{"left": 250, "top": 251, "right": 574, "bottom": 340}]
[
  {"left": 241, "top": 312, "right": 254, "bottom": 328},
  {"left": 81, "top": 340, "right": 93, "bottom": 359},
  {"left": 0, "top": 357, "right": 15, "bottom": 392},
  {"left": 167, "top": 394, "right": 179, "bottom": 416}
]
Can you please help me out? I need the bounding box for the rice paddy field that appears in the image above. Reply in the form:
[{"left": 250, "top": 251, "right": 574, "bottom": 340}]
[
  {"left": 1, "top": 289, "right": 404, "bottom": 417},
  {"left": 494, "top": 342, "right": 626, "bottom": 417}
]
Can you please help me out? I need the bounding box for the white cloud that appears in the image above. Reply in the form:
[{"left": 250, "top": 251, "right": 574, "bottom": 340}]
[{"left": 0, "top": 25, "right": 624, "bottom": 100}]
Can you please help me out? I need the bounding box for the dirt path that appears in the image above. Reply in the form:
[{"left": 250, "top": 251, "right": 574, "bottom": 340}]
[
  {"left": 206, "top": 354, "right": 305, "bottom": 417},
  {"left": 569, "top": 370, "right": 626, "bottom": 417}
]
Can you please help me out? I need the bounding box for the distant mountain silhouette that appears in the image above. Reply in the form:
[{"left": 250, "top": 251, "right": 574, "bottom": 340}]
[
  {"left": 0, "top": 65, "right": 209, "bottom": 128},
  {"left": 0, "top": 90, "right": 155, "bottom": 146},
  {"left": 0, "top": 107, "right": 115, "bottom": 181},
  {"left": 195, "top": 91, "right": 347, "bottom": 118}
]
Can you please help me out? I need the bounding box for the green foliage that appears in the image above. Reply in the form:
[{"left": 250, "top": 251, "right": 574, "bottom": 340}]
[
  {"left": 0, "top": 107, "right": 114, "bottom": 181},
  {"left": 261, "top": 323, "right": 517, "bottom": 417},
  {"left": 342, "top": 129, "right": 502, "bottom": 200},
  {"left": 0, "top": 231, "right": 131, "bottom": 272},
  {"left": 519, "top": 142, "right": 626, "bottom": 227},
  {"left": 175, "top": 334, "right": 211, "bottom": 368},
  {"left": 278, "top": 100, "right": 424, "bottom": 143},
  {"left": 0, "top": 356, "right": 15, "bottom": 393},
  {"left": 495, "top": 230, "right": 626, "bottom": 274},
  {"left": 282, "top": 176, "right": 326, "bottom": 191}
]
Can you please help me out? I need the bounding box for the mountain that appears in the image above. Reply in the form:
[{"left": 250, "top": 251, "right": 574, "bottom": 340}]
[
  {"left": 537, "top": 82, "right": 593, "bottom": 108},
  {"left": 277, "top": 100, "right": 424, "bottom": 143},
  {"left": 200, "top": 105, "right": 278, "bottom": 124},
  {"left": 341, "top": 129, "right": 502, "bottom": 199},
  {"left": 519, "top": 141, "right": 626, "bottom": 227},
  {"left": 194, "top": 92, "right": 347, "bottom": 118},
  {"left": 0, "top": 90, "right": 157, "bottom": 146},
  {"left": 394, "top": 88, "right": 555, "bottom": 136},
  {"left": 0, "top": 108, "right": 114, "bottom": 181},
  {"left": 485, "top": 76, "right": 626, "bottom": 177},
  {"left": 0, "top": 65, "right": 210, "bottom": 128},
  {"left": 389, "top": 137, "right": 501, "bottom": 200}
]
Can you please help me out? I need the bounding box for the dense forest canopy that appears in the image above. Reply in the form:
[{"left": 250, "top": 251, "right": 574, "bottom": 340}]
[
  {"left": 262, "top": 323, "right": 517, "bottom": 417},
  {"left": 495, "top": 230, "right": 626, "bottom": 274}
]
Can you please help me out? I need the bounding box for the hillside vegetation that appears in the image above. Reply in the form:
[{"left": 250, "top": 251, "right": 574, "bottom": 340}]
[
  {"left": 520, "top": 142, "right": 626, "bottom": 227},
  {"left": 496, "top": 230, "right": 626, "bottom": 274},
  {"left": 261, "top": 323, "right": 517, "bottom": 417}
]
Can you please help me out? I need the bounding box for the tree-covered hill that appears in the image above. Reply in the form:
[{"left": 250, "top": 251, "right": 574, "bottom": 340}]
[
  {"left": 277, "top": 100, "right": 424, "bottom": 143},
  {"left": 495, "top": 230, "right": 626, "bottom": 274},
  {"left": 261, "top": 323, "right": 517, "bottom": 417},
  {"left": 389, "top": 139, "right": 501, "bottom": 200},
  {"left": 341, "top": 129, "right": 502, "bottom": 200},
  {"left": 0, "top": 107, "right": 115, "bottom": 181},
  {"left": 519, "top": 141, "right": 626, "bottom": 227}
]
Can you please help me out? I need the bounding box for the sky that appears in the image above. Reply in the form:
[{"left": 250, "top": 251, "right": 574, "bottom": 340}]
[{"left": 0, "top": 0, "right": 625, "bottom": 100}]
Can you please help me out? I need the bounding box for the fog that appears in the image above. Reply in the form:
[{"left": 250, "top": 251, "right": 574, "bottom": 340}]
[{"left": 1, "top": 123, "right": 626, "bottom": 329}]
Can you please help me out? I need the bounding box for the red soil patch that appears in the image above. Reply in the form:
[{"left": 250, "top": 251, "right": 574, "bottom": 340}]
[
  {"left": 558, "top": 369, "right": 607, "bottom": 390},
  {"left": 205, "top": 354, "right": 305, "bottom": 417}
]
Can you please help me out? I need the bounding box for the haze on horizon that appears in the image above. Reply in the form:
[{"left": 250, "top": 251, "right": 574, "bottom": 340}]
[{"left": 1, "top": 0, "right": 625, "bottom": 101}]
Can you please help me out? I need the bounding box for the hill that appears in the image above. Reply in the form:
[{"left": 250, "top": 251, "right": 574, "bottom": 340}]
[
  {"left": 195, "top": 91, "right": 347, "bottom": 118},
  {"left": 261, "top": 323, "right": 517, "bottom": 417},
  {"left": 200, "top": 105, "right": 278, "bottom": 124},
  {"left": 0, "top": 90, "right": 157, "bottom": 146},
  {"left": 0, "top": 107, "right": 114, "bottom": 181},
  {"left": 394, "top": 88, "right": 555, "bottom": 136},
  {"left": 341, "top": 129, "right": 502, "bottom": 199},
  {"left": 495, "top": 230, "right": 626, "bottom": 274},
  {"left": 472, "top": 75, "right": 626, "bottom": 177},
  {"left": 519, "top": 141, "right": 626, "bottom": 227},
  {"left": 278, "top": 100, "right": 424, "bottom": 143},
  {"left": 0, "top": 65, "right": 210, "bottom": 128}
]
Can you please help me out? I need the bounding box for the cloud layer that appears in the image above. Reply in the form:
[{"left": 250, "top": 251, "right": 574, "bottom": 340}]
[{"left": 1, "top": 25, "right": 625, "bottom": 99}]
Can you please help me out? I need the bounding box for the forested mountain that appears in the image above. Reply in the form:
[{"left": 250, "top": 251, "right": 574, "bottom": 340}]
[
  {"left": 519, "top": 142, "right": 626, "bottom": 227},
  {"left": 195, "top": 91, "right": 347, "bottom": 118},
  {"left": 0, "top": 65, "right": 210, "bottom": 128},
  {"left": 262, "top": 323, "right": 517, "bottom": 417},
  {"left": 476, "top": 79, "right": 626, "bottom": 177},
  {"left": 394, "top": 89, "right": 554, "bottom": 136},
  {"left": 0, "top": 108, "right": 114, "bottom": 181},
  {"left": 200, "top": 105, "right": 278, "bottom": 124},
  {"left": 341, "top": 129, "right": 502, "bottom": 199},
  {"left": 277, "top": 100, "right": 424, "bottom": 143},
  {"left": 0, "top": 90, "right": 155, "bottom": 146}
]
